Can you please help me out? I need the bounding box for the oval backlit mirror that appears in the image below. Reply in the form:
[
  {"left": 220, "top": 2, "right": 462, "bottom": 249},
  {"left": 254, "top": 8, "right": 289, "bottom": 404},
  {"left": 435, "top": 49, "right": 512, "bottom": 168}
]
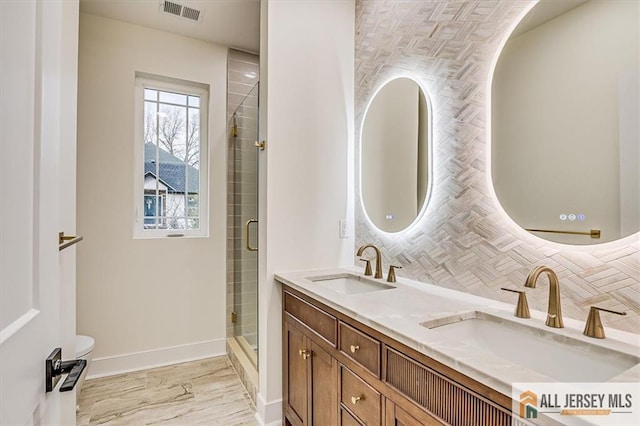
[
  {"left": 361, "top": 77, "right": 432, "bottom": 233},
  {"left": 491, "top": 0, "right": 639, "bottom": 245}
]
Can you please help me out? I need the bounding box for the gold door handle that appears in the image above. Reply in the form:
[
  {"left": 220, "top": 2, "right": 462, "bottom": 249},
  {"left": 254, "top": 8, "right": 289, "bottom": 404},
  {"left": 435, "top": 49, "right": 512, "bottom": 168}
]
[
  {"left": 245, "top": 219, "right": 258, "bottom": 252},
  {"left": 351, "top": 396, "right": 362, "bottom": 405},
  {"left": 299, "top": 349, "right": 311, "bottom": 360},
  {"left": 350, "top": 345, "right": 360, "bottom": 354},
  {"left": 59, "top": 232, "right": 83, "bottom": 251}
]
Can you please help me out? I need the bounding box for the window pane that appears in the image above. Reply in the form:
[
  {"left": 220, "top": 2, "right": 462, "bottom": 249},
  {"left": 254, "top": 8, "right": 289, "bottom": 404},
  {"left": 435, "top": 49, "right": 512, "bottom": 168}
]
[
  {"left": 159, "top": 90, "right": 187, "bottom": 106},
  {"left": 175, "top": 218, "right": 187, "bottom": 230},
  {"left": 186, "top": 108, "right": 200, "bottom": 168},
  {"left": 137, "top": 77, "right": 206, "bottom": 237},
  {"left": 163, "top": 189, "right": 184, "bottom": 230},
  {"left": 187, "top": 195, "right": 199, "bottom": 217},
  {"left": 144, "top": 89, "right": 157, "bottom": 101},
  {"left": 157, "top": 104, "right": 187, "bottom": 161},
  {"left": 143, "top": 193, "right": 165, "bottom": 229},
  {"left": 188, "top": 96, "right": 200, "bottom": 107},
  {"left": 187, "top": 193, "right": 199, "bottom": 230},
  {"left": 144, "top": 101, "right": 158, "bottom": 146},
  {"left": 143, "top": 195, "right": 156, "bottom": 224}
]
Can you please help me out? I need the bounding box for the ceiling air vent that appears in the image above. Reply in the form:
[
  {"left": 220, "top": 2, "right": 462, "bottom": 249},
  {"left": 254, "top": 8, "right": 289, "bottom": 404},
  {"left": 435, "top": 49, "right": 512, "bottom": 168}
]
[
  {"left": 181, "top": 6, "right": 201, "bottom": 22},
  {"left": 162, "top": 1, "right": 182, "bottom": 16},
  {"left": 159, "top": 1, "right": 204, "bottom": 23}
]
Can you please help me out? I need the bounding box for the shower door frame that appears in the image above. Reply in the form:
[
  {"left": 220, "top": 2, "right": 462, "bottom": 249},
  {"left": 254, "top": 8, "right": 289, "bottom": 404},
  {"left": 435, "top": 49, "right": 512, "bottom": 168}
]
[{"left": 229, "top": 81, "right": 260, "bottom": 369}]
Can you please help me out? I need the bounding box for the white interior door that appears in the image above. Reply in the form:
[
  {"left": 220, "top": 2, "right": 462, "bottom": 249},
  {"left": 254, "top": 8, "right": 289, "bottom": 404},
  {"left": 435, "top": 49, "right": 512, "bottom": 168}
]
[{"left": 1, "top": 1, "right": 77, "bottom": 424}]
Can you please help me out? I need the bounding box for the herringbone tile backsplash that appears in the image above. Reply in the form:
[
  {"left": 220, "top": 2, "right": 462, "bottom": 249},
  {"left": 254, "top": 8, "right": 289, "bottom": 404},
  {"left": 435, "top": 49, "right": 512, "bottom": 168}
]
[{"left": 354, "top": 0, "right": 639, "bottom": 333}]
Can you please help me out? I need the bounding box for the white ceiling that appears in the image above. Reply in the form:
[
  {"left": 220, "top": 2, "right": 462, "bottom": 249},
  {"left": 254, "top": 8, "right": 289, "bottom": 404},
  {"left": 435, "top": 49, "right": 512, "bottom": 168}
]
[{"left": 79, "top": 0, "right": 260, "bottom": 53}]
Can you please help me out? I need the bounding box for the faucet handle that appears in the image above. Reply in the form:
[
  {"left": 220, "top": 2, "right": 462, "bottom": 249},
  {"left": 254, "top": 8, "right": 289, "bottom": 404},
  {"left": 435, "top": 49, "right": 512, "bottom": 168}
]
[
  {"left": 387, "top": 265, "right": 402, "bottom": 283},
  {"left": 583, "top": 306, "right": 627, "bottom": 339},
  {"left": 359, "top": 258, "right": 372, "bottom": 276},
  {"left": 500, "top": 288, "right": 531, "bottom": 319}
]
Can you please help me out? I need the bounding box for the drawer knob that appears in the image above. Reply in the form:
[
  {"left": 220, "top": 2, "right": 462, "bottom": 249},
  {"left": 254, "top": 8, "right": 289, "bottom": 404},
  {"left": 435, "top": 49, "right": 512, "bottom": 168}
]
[
  {"left": 299, "top": 349, "right": 312, "bottom": 360},
  {"left": 350, "top": 345, "right": 360, "bottom": 354},
  {"left": 351, "top": 396, "right": 362, "bottom": 405}
]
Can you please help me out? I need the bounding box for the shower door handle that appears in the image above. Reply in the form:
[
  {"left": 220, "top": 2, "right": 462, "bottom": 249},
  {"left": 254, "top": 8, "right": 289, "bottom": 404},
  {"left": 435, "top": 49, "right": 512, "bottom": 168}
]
[{"left": 245, "top": 219, "right": 258, "bottom": 252}]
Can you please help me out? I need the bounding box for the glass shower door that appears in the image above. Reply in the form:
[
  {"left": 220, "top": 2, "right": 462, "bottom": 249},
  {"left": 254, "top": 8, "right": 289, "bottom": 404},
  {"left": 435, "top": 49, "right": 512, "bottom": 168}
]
[{"left": 231, "top": 82, "right": 259, "bottom": 367}]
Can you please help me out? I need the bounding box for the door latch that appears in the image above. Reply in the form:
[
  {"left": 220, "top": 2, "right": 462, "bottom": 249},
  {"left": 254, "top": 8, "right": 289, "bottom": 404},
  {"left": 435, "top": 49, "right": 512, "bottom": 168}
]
[{"left": 45, "top": 348, "right": 87, "bottom": 392}]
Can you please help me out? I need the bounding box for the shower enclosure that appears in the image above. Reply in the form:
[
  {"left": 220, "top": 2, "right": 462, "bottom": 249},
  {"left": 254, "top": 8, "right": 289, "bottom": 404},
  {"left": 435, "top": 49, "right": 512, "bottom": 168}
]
[{"left": 229, "top": 82, "right": 259, "bottom": 368}]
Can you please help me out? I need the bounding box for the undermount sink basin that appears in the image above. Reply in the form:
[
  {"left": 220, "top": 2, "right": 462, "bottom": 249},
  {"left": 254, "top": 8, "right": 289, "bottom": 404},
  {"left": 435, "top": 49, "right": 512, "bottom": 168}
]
[
  {"left": 307, "top": 273, "right": 395, "bottom": 295},
  {"left": 421, "top": 311, "right": 639, "bottom": 382}
]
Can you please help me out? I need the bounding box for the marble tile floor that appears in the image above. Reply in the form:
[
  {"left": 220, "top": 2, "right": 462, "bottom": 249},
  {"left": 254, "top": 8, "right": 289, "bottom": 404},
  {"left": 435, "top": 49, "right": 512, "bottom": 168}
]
[{"left": 77, "top": 356, "right": 257, "bottom": 425}]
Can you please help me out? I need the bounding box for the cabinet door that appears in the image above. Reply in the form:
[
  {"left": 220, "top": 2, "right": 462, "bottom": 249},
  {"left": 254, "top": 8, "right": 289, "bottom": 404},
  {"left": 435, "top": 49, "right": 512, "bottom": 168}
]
[
  {"left": 386, "top": 401, "right": 443, "bottom": 426},
  {"left": 285, "top": 321, "right": 309, "bottom": 425},
  {"left": 310, "top": 339, "right": 338, "bottom": 425}
]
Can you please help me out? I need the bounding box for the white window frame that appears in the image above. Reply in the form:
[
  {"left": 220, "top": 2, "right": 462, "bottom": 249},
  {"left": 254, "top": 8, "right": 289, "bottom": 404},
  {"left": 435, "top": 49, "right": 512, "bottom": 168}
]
[{"left": 133, "top": 73, "right": 209, "bottom": 238}]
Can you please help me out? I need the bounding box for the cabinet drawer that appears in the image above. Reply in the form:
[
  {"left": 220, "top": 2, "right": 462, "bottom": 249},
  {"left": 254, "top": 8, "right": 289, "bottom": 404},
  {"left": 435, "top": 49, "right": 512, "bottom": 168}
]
[
  {"left": 389, "top": 403, "right": 444, "bottom": 426},
  {"left": 341, "top": 366, "right": 381, "bottom": 426},
  {"left": 341, "top": 407, "right": 362, "bottom": 426},
  {"left": 284, "top": 291, "right": 337, "bottom": 345},
  {"left": 339, "top": 321, "right": 380, "bottom": 377}
]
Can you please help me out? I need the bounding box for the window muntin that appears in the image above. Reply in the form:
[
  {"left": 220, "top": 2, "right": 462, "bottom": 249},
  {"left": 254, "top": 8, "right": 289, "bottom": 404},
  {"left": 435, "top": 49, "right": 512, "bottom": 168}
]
[{"left": 135, "top": 76, "right": 208, "bottom": 238}]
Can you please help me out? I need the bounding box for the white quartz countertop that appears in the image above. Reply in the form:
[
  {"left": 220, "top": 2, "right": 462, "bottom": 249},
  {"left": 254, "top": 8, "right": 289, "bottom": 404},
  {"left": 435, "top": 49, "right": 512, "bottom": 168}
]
[{"left": 275, "top": 267, "right": 640, "bottom": 401}]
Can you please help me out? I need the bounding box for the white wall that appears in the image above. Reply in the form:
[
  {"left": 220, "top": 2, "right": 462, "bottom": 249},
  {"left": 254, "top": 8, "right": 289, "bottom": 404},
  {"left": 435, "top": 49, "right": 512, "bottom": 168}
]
[
  {"left": 257, "top": 0, "right": 355, "bottom": 423},
  {"left": 492, "top": 0, "right": 639, "bottom": 244},
  {"left": 59, "top": 2, "right": 80, "bottom": 422},
  {"left": 77, "top": 13, "right": 228, "bottom": 375}
]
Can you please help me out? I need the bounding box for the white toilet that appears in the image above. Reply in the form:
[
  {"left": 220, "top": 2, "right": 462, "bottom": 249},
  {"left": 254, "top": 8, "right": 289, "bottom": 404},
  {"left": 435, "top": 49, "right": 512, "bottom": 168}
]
[{"left": 75, "top": 335, "right": 95, "bottom": 410}]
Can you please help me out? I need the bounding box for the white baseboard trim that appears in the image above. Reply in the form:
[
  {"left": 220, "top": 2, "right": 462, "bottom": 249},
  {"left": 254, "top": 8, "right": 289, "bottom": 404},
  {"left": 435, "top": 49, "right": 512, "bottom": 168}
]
[
  {"left": 255, "top": 393, "right": 282, "bottom": 426},
  {"left": 86, "top": 338, "right": 226, "bottom": 379}
]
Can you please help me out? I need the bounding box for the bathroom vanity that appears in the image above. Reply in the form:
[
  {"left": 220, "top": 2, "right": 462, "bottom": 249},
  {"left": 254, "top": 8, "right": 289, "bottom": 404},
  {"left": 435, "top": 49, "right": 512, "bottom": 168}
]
[{"left": 276, "top": 269, "right": 640, "bottom": 426}]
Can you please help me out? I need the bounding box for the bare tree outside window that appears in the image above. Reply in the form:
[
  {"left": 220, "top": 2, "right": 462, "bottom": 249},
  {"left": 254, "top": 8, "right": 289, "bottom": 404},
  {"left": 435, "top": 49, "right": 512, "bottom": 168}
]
[
  {"left": 144, "top": 97, "right": 200, "bottom": 168},
  {"left": 142, "top": 88, "right": 202, "bottom": 231}
]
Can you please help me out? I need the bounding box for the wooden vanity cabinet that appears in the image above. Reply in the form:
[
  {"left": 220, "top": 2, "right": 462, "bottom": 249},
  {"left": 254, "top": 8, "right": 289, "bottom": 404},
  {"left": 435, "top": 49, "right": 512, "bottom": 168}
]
[
  {"left": 284, "top": 295, "right": 339, "bottom": 426},
  {"left": 283, "top": 286, "right": 522, "bottom": 426}
]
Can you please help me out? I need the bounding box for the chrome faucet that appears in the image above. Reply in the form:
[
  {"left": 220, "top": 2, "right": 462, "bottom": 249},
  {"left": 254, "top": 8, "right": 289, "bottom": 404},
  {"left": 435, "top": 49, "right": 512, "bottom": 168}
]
[
  {"left": 524, "top": 266, "right": 564, "bottom": 328},
  {"left": 356, "top": 244, "right": 383, "bottom": 278}
]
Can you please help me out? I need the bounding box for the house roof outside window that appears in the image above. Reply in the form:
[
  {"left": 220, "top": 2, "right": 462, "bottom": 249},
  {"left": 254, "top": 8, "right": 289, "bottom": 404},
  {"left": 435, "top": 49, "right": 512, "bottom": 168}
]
[{"left": 144, "top": 143, "right": 199, "bottom": 193}]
